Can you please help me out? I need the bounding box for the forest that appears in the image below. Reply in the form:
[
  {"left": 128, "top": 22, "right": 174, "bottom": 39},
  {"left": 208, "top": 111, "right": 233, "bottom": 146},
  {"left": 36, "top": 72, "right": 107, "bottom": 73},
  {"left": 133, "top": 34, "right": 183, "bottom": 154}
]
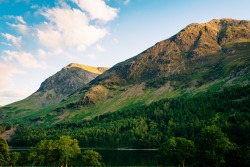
[
  {"left": 1, "top": 85, "right": 250, "bottom": 166},
  {"left": 0, "top": 136, "right": 103, "bottom": 166}
]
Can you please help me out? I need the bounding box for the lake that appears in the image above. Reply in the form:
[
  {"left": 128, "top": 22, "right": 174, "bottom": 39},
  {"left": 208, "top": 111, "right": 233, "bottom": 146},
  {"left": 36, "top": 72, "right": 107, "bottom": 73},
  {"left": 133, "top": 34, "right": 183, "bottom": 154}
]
[
  {"left": 97, "top": 149, "right": 159, "bottom": 166},
  {"left": 11, "top": 148, "right": 160, "bottom": 166}
]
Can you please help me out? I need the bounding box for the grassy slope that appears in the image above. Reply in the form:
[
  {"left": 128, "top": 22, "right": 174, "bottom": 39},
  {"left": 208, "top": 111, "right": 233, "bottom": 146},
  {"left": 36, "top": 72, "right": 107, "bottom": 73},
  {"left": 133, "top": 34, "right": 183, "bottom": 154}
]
[{"left": 1, "top": 42, "right": 249, "bottom": 126}]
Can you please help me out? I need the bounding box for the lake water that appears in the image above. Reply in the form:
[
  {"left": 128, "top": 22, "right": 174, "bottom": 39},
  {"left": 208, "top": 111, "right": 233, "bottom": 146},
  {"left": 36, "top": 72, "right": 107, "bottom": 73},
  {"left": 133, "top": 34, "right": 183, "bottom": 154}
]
[
  {"left": 11, "top": 148, "right": 160, "bottom": 166},
  {"left": 97, "top": 149, "right": 159, "bottom": 166}
]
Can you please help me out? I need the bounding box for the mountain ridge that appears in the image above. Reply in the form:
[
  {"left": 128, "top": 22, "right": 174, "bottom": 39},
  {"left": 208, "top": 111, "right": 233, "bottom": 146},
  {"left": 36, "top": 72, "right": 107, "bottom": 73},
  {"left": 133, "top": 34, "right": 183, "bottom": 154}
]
[
  {"left": 1, "top": 18, "right": 250, "bottom": 125},
  {"left": 37, "top": 63, "right": 108, "bottom": 94},
  {"left": 64, "top": 63, "right": 109, "bottom": 75},
  {"left": 70, "top": 18, "right": 250, "bottom": 117},
  {"left": 89, "top": 18, "right": 250, "bottom": 86}
]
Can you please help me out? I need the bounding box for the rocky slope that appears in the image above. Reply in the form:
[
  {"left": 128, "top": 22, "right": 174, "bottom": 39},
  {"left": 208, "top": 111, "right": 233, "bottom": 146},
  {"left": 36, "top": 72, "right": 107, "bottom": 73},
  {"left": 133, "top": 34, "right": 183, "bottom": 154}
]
[
  {"left": 70, "top": 18, "right": 250, "bottom": 112},
  {"left": 1, "top": 18, "right": 250, "bottom": 125},
  {"left": 93, "top": 18, "right": 250, "bottom": 85},
  {"left": 81, "top": 18, "right": 249, "bottom": 112},
  {"left": 1, "top": 63, "right": 108, "bottom": 114},
  {"left": 37, "top": 63, "right": 106, "bottom": 95}
]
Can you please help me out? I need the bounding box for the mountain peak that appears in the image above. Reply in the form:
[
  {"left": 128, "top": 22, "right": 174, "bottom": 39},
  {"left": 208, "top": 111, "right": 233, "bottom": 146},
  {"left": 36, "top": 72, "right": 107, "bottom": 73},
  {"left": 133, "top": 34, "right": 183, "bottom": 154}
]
[
  {"left": 95, "top": 18, "right": 250, "bottom": 86},
  {"left": 10, "top": 63, "right": 106, "bottom": 110},
  {"left": 2, "top": 18, "right": 250, "bottom": 125},
  {"left": 64, "top": 63, "right": 103, "bottom": 74},
  {"left": 167, "top": 18, "right": 250, "bottom": 55}
]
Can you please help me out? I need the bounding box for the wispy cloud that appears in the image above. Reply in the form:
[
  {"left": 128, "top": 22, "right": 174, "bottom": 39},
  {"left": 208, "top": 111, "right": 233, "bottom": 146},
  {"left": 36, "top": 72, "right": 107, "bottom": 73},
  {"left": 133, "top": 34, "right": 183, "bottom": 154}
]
[
  {"left": 7, "top": 23, "right": 30, "bottom": 35},
  {"left": 6, "top": 16, "right": 30, "bottom": 35},
  {"left": 0, "top": 49, "right": 46, "bottom": 105},
  {"left": 3, "top": 50, "right": 45, "bottom": 68},
  {"left": 5, "top": 15, "right": 27, "bottom": 24},
  {"left": 1, "top": 33, "right": 22, "bottom": 47},
  {"left": 0, "top": 0, "right": 119, "bottom": 105},
  {"left": 16, "top": 16, "right": 26, "bottom": 24},
  {"left": 0, "top": 62, "right": 19, "bottom": 88}
]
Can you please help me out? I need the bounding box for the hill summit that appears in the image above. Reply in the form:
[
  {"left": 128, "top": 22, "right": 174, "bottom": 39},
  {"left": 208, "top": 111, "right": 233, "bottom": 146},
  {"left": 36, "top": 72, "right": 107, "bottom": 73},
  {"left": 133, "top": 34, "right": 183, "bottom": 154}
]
[
  {"left": 64, "top": 63, "right": 109, "bottom": 74},
  {"left": 3, "top": 63, "right": 108, "bottom": 114},
  {"left": 1, "top": 18, "right": 250, "bottom": 125},
  {"left": 93, "top": 18, "right": 250, "bottom": 85}
]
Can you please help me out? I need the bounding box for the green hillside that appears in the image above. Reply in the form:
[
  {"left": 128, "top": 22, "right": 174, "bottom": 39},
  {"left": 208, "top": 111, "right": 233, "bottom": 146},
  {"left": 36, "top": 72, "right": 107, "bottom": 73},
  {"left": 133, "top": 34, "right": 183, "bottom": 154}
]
[
  {"left": 0, "top": 18, "right": 250, "bottom": 167},
  {"left": 0, "top": 18, "right": 250, "bottom": 126},
  {"left": 7, "top": 85, "right": 250, "bottom": 166},
  {"left": 0, "top": 63, "right": 108, "bottom": 123}
]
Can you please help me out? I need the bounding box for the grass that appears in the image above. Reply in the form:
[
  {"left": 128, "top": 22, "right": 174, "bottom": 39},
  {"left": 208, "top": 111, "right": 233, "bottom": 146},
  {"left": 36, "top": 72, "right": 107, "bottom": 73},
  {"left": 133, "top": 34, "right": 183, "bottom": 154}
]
[
  {"left": 1, "top": 42, "right": 250, "bottom": 127},
  {"left": 66, "top": 63, "right": 104, "bottom": 74}
]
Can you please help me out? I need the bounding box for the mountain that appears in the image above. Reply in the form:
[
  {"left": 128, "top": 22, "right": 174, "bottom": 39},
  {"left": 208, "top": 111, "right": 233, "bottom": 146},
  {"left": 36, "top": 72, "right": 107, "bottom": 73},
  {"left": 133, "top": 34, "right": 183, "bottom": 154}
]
[
  {"left": 37, "top": 63, "right": 107, "bottom": 96},
  {"left": 1, "top": 18, "right": 250, "bottom": 125},
  {"left": 68, "top": 18, "right": 250, "bottom": 117},
  {"left": 94, "top": 18, "right": 249, "bottom": 85},
  {"left": 0, "top": 63, "right": 108, "bottom": 122}
]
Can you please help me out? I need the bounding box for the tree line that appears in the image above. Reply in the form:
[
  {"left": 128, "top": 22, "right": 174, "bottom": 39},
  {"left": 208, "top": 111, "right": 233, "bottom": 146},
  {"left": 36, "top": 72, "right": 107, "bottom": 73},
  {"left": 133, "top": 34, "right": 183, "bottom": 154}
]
[
  {"left": 3, "top": 85, "right": 250, "bottom": 166},
  {"left": 0, "top": 136, "right": 103, "bottom": 166},
  {"left": 159, "top": 125, "right": 236, "bottom": 167}
]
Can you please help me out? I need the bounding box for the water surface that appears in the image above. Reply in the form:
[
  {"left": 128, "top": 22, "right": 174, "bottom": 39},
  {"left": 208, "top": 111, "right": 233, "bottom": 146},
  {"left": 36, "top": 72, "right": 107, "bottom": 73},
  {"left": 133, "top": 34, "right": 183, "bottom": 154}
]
[{"left": 98, "top": 149, "right": 159, "bottom": 166}]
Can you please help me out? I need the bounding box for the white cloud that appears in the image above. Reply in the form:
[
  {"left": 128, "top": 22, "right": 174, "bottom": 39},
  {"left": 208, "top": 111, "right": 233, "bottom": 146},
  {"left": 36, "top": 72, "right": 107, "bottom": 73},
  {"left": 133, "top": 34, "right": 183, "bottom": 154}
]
[
  {"left": 0, "top": 0, "right": 119, "bottom": 105},
  {"left": 37, "top": 7, "right": 107, "bottom": 51},
  {"left": 72, "top": 0, "right": 118, "bottom": 22},
  {"left": 5, "top": 15, "right": 27, "bottom": 24},
  {"left": 0, "top": 60, "right": 34, "bottom": 105},
  {"left": 6, "top": 16, "right": 30, "bottom": 35},
  {"left": 3, "top": 50, "right": 44, "bottom": 68},
  {"left": 0, "top": 62, "right": 25, "bottom": 105},
  {"left": 38, "top": 49, "right": 48, "bottom": 60},
  {"left": 1, "top": 33, "right": 22, "bottom": 47},
  {"left": 7, "top": 23, "right": 29, "bottom": 35},
  {"left": 37, "top": 24, "right": 64, "bottom": 51},
  {"left": 0, "top": 51, "right": 45, "bottom": 105},
  {"left": 57, "top": 0, "right": 71, "bottom": 9},
  {"left": 0, "top": 62, "right": 18, "bottom": 88},
  {"left": 16, "top": 16, "right": 26, "bottom": 24}
]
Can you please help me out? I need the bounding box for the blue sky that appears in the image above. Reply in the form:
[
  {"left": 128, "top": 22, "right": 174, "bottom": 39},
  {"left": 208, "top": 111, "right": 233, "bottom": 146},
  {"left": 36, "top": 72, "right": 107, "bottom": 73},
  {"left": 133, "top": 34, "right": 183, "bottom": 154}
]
[{"left": 0, "top": 0, "right": 250, "bottom": 105}]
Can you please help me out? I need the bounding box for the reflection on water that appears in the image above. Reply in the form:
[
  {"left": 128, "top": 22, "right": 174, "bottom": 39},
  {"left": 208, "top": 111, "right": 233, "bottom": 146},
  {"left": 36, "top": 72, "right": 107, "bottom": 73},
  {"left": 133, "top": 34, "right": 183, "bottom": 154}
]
[
  {"left": 97, "top": 149, "right": 159, "bottom": 166},
  {"left": 12, "top": 148, "right": 160, "bottom": 166}
]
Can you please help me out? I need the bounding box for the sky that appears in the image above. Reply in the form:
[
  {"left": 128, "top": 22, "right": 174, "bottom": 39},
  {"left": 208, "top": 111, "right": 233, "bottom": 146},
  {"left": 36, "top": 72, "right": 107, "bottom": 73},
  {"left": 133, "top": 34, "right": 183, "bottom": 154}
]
[{"left": 0, "top": 0, "right": 250, "bottom": 106}]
